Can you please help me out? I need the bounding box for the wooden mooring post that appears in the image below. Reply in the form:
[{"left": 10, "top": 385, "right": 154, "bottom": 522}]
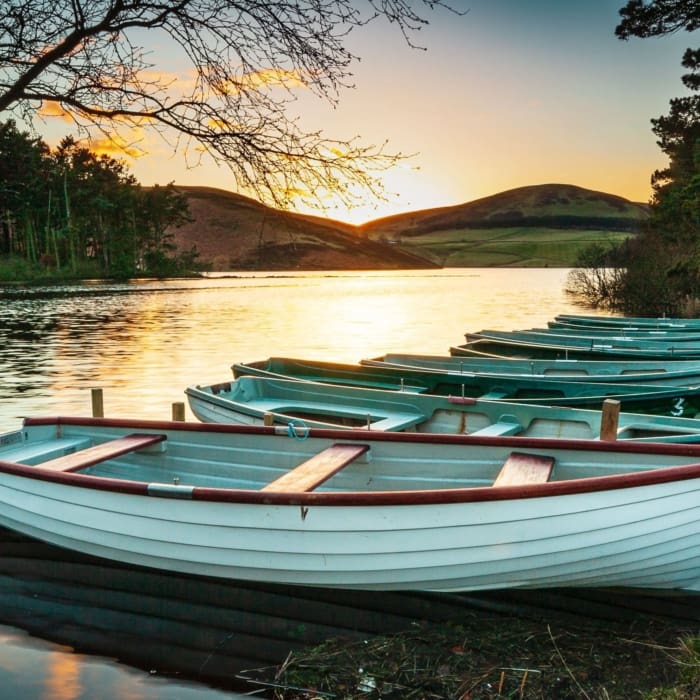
[
  {"left": 600, "top": 399, "right": 620, "bottom": 441},
  {"left": 172, "top": 402, "right": 186, "bottom": 421},
  {"left": 91, "top": 388, "right": 104, "bottom": 418}
]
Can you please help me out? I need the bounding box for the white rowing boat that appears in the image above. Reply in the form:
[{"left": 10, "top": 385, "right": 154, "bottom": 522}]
[{"left": 1, "top": 416, "right": 699, "bottom": 592}]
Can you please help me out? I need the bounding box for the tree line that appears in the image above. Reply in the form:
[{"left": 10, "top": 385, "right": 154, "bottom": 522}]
[
  {"left": 0, "top": 120, "right": 196, "bottom": 280},
  {"left": 569, "top": 1, "right": 700, "bottom": 316}
]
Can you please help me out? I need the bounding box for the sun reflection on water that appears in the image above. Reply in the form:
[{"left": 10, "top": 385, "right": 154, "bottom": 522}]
[{"left": 1, "top": 268, "right": 581, "bottom": 427}]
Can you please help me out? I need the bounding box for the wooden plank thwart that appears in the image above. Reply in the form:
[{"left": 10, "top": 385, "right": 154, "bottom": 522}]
[
  {"left": 493, "top": 451, "right": 554, "bottom": 487},
  {"left": 262, "top": 443, "right": 370, "bottom": 493},
  {"left": 31, "top": 433, "right": 167, "bottom": 472}
]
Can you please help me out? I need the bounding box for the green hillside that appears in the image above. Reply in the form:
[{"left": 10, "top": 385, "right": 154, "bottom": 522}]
[
  {"left": 169, "top": 183, "right": 647, "bottom": 270},
  {"left": 359, "top": 184, "right": 646, "bottom": 267},
  {"left": 399, "top": 227, "right": 631, "bottom": 267}
]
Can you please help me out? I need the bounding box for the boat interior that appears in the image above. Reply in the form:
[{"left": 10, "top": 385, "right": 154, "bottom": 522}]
[{"left": 1, "top": 421, "right": 698, "bottom": 495}]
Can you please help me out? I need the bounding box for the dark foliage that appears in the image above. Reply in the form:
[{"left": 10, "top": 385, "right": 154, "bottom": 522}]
[
  {"left": 617, "top": 0, "right": 700, "bottom": 38},
  {"left": 0, "top": 120, "right": 195, "bottom": 280},
  {"left": 571, "top": 2, "right": 700, "bottom": 315}
]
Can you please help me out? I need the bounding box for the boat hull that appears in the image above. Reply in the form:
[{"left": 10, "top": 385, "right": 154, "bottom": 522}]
[
  {"left": 555, "top": 313, "right": 700, "bottom": 330},
  {"left": 1, "top": 418, "right": 700, "bottom": 592},
  {"left": 188, "top": 376, "right": 700, "bottom": 442},
  {"left": 1, "top": 473, "right": 698, "bottom": 591},
  {"left": 364, "top": 353, "right": 700, "bottom": 385},
  {"left": 452, "top": 337, "right": 700, "bottom": 360},
  {"left": 223, "top": 362, "right": 700, "bottom": 416}
]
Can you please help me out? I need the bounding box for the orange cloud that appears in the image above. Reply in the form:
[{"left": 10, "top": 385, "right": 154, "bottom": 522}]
[
  {"left": 244, "top": 68, "right": 307, "bottom": 89},
  {"left": 214, "top": 67, "right": 308, "bottom": 95},
  {"left": 136, "top": 68, "right": 181, "bottom": 84},
  {"left": 38, "top": 101, "right": 73, "bottom": 121},
  {"left": 37, "top": 101, "right": 157, "bottom": 128},
  {"left": 90, "top": 132, "right": 144, "bottom": 158}
]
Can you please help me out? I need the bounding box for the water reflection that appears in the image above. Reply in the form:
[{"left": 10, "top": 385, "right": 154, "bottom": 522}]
[
  {"left": 0, "top": 269, "right": 583, "bottom": 428},
  {"left": 0, "top": 627, "right": 240, "bottom": 700},
  {"left": 0, "top": 527, "right": 505, "bottom": 699},
  {"left": 1, "top": 527, "right": 698, "bottom": 700}
]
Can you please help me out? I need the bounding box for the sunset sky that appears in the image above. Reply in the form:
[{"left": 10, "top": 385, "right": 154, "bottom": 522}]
[{"left": 38, "top": 0, "right": 698, "bottom": 223}]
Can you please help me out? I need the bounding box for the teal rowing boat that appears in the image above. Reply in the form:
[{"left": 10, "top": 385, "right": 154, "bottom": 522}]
[
  {"left": 362, "top": 353, "right": 700, "bottom": 386},
  {"left": 186, "top": 375, "right": 700, "bottom": 440},
  {"left": 230, "top": 357, "right": 700, "bottom": 415},
  {"left": 537, "top": 325, "right": 700, "bottom": 341},
  {"left": 466, "top": 329, "right": 700, "bottom": 351},
  {"left": 452, "top": 336, "right": 700, "bottom": 360},
  {"left": 548, "top": 320, "right": 700, "bottom": 337},
  {"left": 555, "top": 313, "right": 700, "bottom": 330}
]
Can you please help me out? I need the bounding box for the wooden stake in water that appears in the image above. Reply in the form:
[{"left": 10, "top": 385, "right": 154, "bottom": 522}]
[
  {"left": 600, "top": 399, "right": 620, "bottom": 441},
  {"left": 172, "top": 402, "right": 186, "bottom": 421},
  {"left": 91, "top": 388, "right": 104, "bottom": 418}
]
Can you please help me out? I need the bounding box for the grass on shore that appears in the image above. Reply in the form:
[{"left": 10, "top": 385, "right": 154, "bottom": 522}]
[
  {"left": 251, "top": 616, "right": 699, "bottom": 699},
  {"left": 0, "top": 256, "right": 105, "bottom": 284}
]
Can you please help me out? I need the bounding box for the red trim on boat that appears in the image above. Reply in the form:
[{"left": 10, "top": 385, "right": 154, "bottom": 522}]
[{"left": 5, "top": 416, "right": 700, "bottom": 507}]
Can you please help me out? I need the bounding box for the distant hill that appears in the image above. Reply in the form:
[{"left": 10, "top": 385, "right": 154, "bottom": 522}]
[
  {"left": 359, "top": 184, "right": 649, "bottom": 267},
  {"left": 169, "top": 186, "right": 436, "bottom": 271},
  {"left": 169, "top": 183, "right": 648, "bottom": 270}
]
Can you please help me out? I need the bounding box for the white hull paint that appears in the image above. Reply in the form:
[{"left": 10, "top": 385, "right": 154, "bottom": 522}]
[
  {"left": 0, "top": 471, "right": 698, "bottom": 591},
  {"left": 1, "top": 417, "right": 700, "bottom": 592}
]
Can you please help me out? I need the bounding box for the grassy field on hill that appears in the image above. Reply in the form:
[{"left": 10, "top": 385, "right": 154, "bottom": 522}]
[{"left": 395, "top": 227, "right": 631, "bottom": 266}]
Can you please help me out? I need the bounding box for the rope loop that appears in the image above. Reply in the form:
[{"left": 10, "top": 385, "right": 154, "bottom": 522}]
[{"left": 287, "top": 419, "right": 310, "bottom": 440}]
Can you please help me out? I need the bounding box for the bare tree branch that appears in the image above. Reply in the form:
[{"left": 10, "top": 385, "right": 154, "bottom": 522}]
[{"left": 0, "top": 0, "right": 460, "bottom": 210}]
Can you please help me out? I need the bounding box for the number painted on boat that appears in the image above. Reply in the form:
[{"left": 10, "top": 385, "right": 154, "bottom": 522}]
[{"left": 671, "top": 398, "right": 686, "bottom": 417}]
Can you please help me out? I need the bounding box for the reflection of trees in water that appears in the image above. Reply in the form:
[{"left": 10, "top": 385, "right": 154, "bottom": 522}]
[
  {"left": 0, "top": 285, "right": 208, "bottom": 422},
  {"left": 0, "top": 293, "right": 146, "bottom": 402}
]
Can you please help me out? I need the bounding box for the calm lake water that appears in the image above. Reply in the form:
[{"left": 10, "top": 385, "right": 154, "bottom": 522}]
[
  {"left": 0, "top": 268, "right": 590, "bottom": 430},
  {"left": 0, "top": 268, "right": 593, "bottom": 699}
]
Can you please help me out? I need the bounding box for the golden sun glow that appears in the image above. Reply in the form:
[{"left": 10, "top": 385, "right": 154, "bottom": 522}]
[
  {"left": 288, "top": 162, "right": 461, "bottom": 224},
  {"left": 241, "top": 67, "right": 308, "bottom": 90},
  {"left": 35, "top": 3, "right": 687, "bottom": 225}
]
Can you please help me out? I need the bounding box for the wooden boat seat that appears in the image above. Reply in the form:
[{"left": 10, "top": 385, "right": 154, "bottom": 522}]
[
  {"left": 262, "top": 443, "right": 370, "bottom": 492},
  {"left": 470, "top": 421, "right": 522, "bottom": 437},
  {"left": 28, "top": 433, "right": 167, "bottom": 472},
  {"left": 493, "top": 451, "right": 554, "bottom": 487}
]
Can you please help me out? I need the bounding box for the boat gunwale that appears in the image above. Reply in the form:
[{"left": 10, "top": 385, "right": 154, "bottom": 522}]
[
  {"left": 451, "top": 340, "right": 700, "bottom": 360},
  {"left": 242, "top": 357, "right": 700, "bottom": 387},
  {"left": 220, "top": 364, "right": 700, "bottom": 404},
  {"left": 2, "top": 416, "right": 700, "bottom": 506},
  {"left": 466, "top": 331, "right": 700, "bottom": 352}
]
